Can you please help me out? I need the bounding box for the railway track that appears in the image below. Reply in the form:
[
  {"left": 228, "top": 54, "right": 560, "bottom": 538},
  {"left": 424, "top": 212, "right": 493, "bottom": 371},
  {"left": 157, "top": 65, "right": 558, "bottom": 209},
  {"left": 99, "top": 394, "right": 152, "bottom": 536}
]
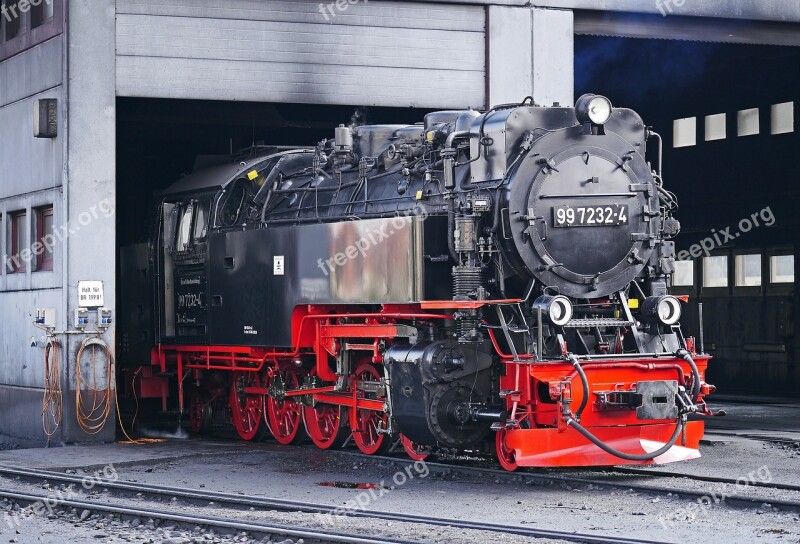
[
  {"left": 0, "top": 485, "right": 398, "bottom": 544},
  {"left": 320, "top": 447, "right": 800, "bottom": 510},
  {"left": 602, "top": 466, "right": 800, "bottom": 493},
  {"left": 0, "top": 465, "right": 672, "bottom": 544}
]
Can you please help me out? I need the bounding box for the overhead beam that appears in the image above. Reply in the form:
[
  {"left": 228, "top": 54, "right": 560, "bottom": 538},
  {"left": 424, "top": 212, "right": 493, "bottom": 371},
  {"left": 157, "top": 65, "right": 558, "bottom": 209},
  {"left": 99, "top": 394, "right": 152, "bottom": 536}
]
[
  {"left": 533, "top": 0, "right": 800, "bottom": 23},
  {"left": 575, "top": 10, "right": 800, "bottom": 47},
  {"left": 403, "top": 0, "right": 800, "bottom": 24}
]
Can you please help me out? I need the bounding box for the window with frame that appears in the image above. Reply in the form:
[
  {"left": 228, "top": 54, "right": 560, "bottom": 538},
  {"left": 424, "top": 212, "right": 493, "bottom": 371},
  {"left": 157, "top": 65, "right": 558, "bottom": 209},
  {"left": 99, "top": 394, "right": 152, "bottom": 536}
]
[
  {"left": 703, "top": 255, "right": 728, "bottom": 288},
  {"left": 30, "top": 0, "right": 54, "bottom": 29},
  {"left": 673, "top": 260, "right": 695, "bottom": 287},
  {"left": 35, "top": 206, "right": 54, "bottom": 271},
  {"left": 175, "top": 203, "right": 194, "bottom": 253},
  {"left": 1, "top": 0, "right": 63, "bottom": 61},
  {"left": 770, "top": 255, "right": 794, "bottom": 284},
  {"left": 193, "top": 200, "right": 210, "bottom": 243},
  {"left": 734, "top": 254, "right": 762, "bottom": 287},
  {"left": 8, "top": 210, "right": 26, "bottom": 273},
  {"left": 3, "top": 1, "right": 21, "bottom": 41}
]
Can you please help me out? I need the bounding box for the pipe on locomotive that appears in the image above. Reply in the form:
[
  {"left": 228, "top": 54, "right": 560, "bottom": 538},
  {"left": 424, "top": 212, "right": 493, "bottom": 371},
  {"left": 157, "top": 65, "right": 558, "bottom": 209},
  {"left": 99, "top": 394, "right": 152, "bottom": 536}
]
[
  {"left": 565, "top": 350, "right": 702, "bottom": 461},
  {"left": 566, "top": 415, "right": 685, "bottom": 462}
]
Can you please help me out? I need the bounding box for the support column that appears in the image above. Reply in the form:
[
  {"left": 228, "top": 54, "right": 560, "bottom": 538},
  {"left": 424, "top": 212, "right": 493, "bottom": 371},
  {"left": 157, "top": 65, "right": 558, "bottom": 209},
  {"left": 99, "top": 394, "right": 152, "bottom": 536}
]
[
  {"left": 487, "top": 6, "right": 574, "bottom": 108},
  {"left": 64, "top": 0, "right": 117, "bottom": 442}
]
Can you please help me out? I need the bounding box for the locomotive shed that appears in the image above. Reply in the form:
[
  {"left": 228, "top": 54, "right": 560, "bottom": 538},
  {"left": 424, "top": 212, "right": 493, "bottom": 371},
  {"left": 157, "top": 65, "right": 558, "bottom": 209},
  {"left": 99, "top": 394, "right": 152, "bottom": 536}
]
[{"left": 1, "top": 1, "right": 800, "bottom": 543}]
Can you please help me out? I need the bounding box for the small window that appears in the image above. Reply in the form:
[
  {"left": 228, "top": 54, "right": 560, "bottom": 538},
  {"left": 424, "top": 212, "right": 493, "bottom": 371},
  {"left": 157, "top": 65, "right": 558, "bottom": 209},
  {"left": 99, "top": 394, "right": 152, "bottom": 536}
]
[
  {"left": 703, "top": 255, "right": 728, "bottom": 288},
  {"left": 175, "top": 203, "right": 194, "bottom": 253},
  {"left": 3, "top": 1, "right": 21, "bottom": 41},
  {"left": 770, "top": 255, "right": 794, "bottom": 284},
  {"left": 673, "top": 260, "right": 694, "bottom": 287},
  {"left": 735, "top": 254, "right": 761, "bottom": 287},
  {"left": 8, "top": 210, "right": 26, "bottom": 273},
  {"left": 193, "top": 200, "right": 209, "bottom": 242},
  {"left": 35, "top": 206, "right": 54, "bottom": 271},
  {"left": 30, "top": 0, "right": 53, "bottom": 28},
  {"left": 737, "top": 108, "right": 760, "bottom": 137},
  {"left": 771, "top": 102, "right": 794, "bottom": 135},
  {"left": 673, "top": 117, "right": 697, "bottom": 148},
  {"left": 704, "top": 113, "right": 726, "bottom": 141}
]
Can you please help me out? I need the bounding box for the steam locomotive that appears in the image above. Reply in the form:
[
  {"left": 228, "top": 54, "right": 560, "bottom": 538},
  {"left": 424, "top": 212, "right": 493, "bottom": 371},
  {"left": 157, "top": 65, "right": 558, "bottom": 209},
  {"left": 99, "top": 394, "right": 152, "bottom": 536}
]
[{"left": 120, "top": 95, "right": 715, "bottom": 468}]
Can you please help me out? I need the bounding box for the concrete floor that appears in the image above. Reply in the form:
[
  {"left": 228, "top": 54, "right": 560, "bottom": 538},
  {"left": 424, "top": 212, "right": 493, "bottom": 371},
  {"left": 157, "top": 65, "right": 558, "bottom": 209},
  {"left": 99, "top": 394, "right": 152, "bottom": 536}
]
[{"left": 0, "top": 397, "right": 797, "bottom": 544}]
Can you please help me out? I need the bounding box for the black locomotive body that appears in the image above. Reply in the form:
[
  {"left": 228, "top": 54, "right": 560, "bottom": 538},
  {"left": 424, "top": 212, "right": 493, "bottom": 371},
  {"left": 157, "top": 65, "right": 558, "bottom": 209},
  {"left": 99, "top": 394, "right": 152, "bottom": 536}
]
[{"left": 120, "top": 96, "right": 714, "bottom": 467}]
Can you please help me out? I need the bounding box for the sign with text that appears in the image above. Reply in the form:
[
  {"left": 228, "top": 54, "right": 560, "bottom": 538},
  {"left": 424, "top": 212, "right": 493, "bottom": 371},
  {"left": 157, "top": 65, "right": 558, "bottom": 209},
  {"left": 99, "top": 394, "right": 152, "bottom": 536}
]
[{"left": 78, "top": 280, "right": 105, "bottom": 308}]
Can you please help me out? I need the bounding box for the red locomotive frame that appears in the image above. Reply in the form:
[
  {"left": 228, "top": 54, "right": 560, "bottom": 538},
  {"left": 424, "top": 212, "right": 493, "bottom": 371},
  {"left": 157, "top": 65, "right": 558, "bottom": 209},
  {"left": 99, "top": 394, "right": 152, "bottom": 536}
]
[{"left": 136, "top": 301, "right": 710, "bottom": 469}]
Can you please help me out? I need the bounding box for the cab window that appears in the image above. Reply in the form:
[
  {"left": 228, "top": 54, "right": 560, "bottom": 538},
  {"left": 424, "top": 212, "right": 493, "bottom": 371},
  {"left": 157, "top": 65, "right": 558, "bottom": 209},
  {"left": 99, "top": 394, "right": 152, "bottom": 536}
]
[
  {"left": 193, "top": 200, "right": 209, "bottom": 242},
  {"left": 216, "top": 178, "right": 251, "bottom": 228},
  {"left": 175, "top": 202, "right": 194, "bottom": 253}
]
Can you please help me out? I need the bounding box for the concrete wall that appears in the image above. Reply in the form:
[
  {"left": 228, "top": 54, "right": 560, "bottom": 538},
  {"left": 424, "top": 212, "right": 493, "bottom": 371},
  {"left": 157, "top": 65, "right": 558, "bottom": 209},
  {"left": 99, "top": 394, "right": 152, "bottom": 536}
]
[
  {"left": 0, "top": 0, "right": 117, "bottom": 446},
  {"left": 0, "top": 36, "right": 66, "bottom": 446},
  {"left": 61, "top": 0, "right": 117, "bottom": 444},
  {"left": 487, "top": 7, "right": 574, "bottom": 107},
  {"left": 115, "top": 0, "right": 487, "bottom": 109}
]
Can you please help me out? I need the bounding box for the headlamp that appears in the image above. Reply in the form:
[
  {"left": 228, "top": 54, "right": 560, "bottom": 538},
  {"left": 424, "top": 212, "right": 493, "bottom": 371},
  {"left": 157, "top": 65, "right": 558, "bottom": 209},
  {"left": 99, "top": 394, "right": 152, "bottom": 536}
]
[{"left": 576, "top": 94, "right": 613, "bottom": 126}]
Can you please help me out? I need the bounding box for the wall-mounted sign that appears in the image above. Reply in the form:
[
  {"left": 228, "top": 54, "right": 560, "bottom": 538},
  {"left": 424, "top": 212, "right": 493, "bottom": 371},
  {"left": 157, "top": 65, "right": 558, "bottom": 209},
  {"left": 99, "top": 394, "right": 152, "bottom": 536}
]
[{"left": 78, "top": 280, "right": 105, "bottom": 308}]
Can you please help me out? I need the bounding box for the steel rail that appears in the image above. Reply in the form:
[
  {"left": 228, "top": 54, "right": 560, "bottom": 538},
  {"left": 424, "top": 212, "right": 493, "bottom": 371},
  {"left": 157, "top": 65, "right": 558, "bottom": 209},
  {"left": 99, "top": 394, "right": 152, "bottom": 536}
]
[
  {"left": 0, "top": 466, "right": 671, "bottom": 544},
  {"left": 0, "top": 486, "right": 404, "bottom": 544},
  {"left": 604, "top": 467, "right": 800, "bottom": 493},
  {"left": 321, "top": 448, "right": 800, "bottom": 510}
]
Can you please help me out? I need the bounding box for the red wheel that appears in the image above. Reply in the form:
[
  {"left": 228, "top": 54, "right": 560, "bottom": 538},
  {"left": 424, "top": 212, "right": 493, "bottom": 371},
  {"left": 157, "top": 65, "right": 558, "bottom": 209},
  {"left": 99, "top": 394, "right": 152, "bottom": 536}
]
[
  {"left": 188, "top": 389, "right": 211, "bottom": 435},
  {"left": 352, "top": 363, "right": 391, "bottom": 455},
  {"left": 229, "top": 372, "right": 267, "bottom": 441},
  {"left": 496, "top": 428, "right": 518, "bottom": 472},
  {"left": 266, "top": 370, "right": 305, "bottom": 445},
  {"left": 401, "top": 434, "right": 429, "bottom": 461},
  {"left": 303, "top": 404, "right": 349, "bottom": 450}
]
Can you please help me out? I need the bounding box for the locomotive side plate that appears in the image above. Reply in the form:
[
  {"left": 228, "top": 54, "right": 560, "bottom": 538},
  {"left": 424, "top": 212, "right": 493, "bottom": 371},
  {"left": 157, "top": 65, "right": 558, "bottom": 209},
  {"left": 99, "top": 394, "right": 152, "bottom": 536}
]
[{"left": 552, "top": 204, "right": 629, "bottom": 228}]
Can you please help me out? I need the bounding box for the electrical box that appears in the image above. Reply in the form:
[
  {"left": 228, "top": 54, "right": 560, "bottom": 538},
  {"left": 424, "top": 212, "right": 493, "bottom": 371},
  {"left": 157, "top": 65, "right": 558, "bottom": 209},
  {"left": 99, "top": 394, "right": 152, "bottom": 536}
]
[
  {"left": 34, "top": 308, "right": 56, "bottom": 328},
  {"left": 98, "top": 307, "right": 113, "bottom": 328},
  {"left": 74, "top": 308, "right": 90, "bottom": 329}
]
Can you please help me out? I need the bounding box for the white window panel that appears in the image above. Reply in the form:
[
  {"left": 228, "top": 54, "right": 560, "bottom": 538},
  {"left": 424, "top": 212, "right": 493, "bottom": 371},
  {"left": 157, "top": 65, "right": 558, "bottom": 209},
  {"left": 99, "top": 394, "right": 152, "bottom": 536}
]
[
  {"left": 703, "top": 256, "right": 728, "bottom": 288},
  {"left": 737, "top": 108, "right": 760, "bottom": 137},
  {"left": 673, "top": 260, "right": 694, "bottom": 287},
  {"left": 735, "top": 254, "right": 762, "bottom": 287},
  {"left": 673, "top": 117, "right": 697, "bottom": 148},
  {"left": 771, "top": 102, "right": 794, "bottom": 135},
  {"left": 770, "top": 255, "right": 794, "bottom": 284},
  {"left": 704, "top": 113, "right": 726, "bottom": 141}
]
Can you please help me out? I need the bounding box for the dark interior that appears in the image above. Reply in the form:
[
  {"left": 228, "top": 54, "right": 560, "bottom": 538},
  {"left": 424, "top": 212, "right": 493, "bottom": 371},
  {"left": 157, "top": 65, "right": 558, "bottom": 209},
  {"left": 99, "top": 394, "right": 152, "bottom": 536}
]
[{"left": 116, "top": 36, "right": 800, "bottom": 395}]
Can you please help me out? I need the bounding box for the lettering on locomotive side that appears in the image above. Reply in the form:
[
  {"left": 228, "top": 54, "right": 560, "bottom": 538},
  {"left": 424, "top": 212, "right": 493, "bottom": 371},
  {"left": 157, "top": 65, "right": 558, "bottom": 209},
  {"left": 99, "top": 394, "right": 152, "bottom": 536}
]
[{"left": 177, "top": 293, "right": 204, "bottom": 309}]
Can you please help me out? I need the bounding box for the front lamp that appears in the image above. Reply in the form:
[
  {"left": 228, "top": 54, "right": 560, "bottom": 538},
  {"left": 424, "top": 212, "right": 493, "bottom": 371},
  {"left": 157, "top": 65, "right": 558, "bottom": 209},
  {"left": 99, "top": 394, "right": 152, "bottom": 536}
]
[
  {"left": 642, "top": 295, "right": 682, "bottom": 326},
  {"left": 575, "top": 94, "right": 613, "bottom": 126},
  {"left": 532, "top": 295, "right": 574, "bottom": 327}
]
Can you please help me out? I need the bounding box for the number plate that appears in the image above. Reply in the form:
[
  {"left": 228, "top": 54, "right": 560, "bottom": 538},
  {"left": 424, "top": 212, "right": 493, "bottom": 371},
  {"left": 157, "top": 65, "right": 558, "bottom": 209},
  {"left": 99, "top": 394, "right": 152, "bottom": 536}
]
[{"left": 553, "top": 204, "right": 629, "bottom": 228}]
